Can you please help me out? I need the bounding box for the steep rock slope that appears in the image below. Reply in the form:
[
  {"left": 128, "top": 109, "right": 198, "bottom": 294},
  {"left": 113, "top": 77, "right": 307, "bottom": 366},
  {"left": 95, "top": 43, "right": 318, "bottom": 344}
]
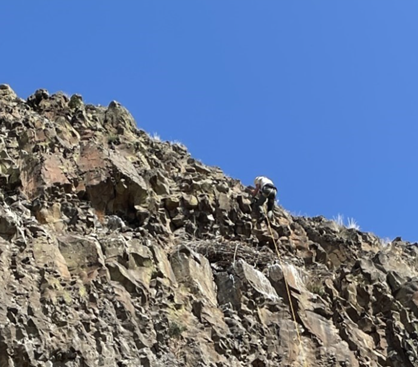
[{"left": 0, "top": 84, "right": 417, "bottom": 366}]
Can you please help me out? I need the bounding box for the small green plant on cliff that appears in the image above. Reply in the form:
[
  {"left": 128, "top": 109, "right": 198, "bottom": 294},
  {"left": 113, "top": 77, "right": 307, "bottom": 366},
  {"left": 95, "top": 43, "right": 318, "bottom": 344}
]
[
  {"left": 151, "top": 268, "right": 160, "bottom": 279},
  {"left": 108, "top": 134, "right": 120, "bottom": 145},
  {"left": 306, "top": 279, "right": 325, "bottom": 297},
  {"left": 168, "top": 321, "right": 187, "bottom": 339}
]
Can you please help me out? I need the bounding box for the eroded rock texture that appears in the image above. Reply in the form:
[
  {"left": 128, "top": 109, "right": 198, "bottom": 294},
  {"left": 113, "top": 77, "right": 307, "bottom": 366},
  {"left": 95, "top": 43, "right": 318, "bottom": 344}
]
[{"left": 0, "top": 84, "right": 417, "bottom": 366}]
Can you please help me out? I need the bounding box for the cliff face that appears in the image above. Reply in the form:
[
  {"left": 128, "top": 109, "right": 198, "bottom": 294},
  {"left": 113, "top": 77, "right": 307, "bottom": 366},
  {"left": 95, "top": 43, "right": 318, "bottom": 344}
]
[{"left": 0, "top": 84, "right": 417, "bottom": 367}]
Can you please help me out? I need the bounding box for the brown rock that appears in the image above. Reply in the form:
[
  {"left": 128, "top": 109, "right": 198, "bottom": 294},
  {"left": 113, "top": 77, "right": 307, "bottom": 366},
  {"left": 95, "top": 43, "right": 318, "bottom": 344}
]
[{"left": 0, "top": 86, "right": 414, "bottom": 366}]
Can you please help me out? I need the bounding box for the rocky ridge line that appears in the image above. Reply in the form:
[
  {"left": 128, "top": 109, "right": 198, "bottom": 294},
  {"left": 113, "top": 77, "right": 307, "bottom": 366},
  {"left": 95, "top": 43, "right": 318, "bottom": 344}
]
[{"left": 0, "top": 84, "right": 417, "bottom": 366}]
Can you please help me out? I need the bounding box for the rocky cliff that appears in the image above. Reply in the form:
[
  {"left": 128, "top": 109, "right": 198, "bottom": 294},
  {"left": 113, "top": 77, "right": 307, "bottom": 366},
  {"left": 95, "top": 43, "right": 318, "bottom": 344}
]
[{"left": 0, "top": 84, "right": 417, "bottom": 367}]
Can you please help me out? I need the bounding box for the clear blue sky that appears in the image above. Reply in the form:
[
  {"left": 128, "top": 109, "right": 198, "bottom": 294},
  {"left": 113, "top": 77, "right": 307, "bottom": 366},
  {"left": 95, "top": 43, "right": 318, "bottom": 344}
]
[{"left": 2, "top": 1, "right": 418, "bottom": 242}]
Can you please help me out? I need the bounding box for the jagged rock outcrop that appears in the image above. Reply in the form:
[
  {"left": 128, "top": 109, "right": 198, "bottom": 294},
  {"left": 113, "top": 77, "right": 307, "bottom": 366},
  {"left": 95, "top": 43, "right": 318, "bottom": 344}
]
[{"left": 0, "top": 84, "right": 417, "bottom": 366}]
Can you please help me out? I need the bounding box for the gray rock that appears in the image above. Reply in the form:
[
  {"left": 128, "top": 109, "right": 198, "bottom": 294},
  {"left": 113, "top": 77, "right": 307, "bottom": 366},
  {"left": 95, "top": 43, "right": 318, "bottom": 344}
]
[{"left": 0, "top": 85, "right": 413, "bottom": 366}]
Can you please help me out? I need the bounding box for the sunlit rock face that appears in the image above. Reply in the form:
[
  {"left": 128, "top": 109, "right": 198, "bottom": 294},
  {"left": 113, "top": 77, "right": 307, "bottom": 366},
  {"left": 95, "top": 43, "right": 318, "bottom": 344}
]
[{"left": 0, "top": 84, "right": 417, "bottom": 366}]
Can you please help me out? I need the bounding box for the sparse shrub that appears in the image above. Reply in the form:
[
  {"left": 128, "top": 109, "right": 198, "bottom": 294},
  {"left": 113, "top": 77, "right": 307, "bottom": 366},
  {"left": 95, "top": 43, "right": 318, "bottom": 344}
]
[
  {"left": 333, "top": 214, "right": 344, "bottom": 227},
  {"left": 150, "top": 132, "right": 161, "bottom": 141},
  {"left": 306, "top": 279, "right": 325, "bottom": 296},
  {"left": 168, "top": 321, "right": 187, "bottom": 339},
  {"left": 333, "top": 214, "right": 360, "bottom": 230},
  {"left": 55, "top": 91, "right": 70, "bottom": 99},
  {"left": 379, "top": 237, "right": 392, "bottom": 247},
  {"left": 108, "top": 134, "right": 120, "bottom": 145},
  {"left": 151, "top": 268, "right": 160, "bottom": 279},
  {"left": 346, "top": 217, "right": 360, "bottom": 230},
  {"left": 171, "top": 140, "right": 185, "bottom": 148}
]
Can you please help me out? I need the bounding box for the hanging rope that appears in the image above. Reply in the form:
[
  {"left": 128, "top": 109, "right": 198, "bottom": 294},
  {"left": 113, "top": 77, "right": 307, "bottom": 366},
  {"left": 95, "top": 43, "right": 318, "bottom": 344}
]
[{"left": 266, "top": 213, "right": 308, "bottom": 367}]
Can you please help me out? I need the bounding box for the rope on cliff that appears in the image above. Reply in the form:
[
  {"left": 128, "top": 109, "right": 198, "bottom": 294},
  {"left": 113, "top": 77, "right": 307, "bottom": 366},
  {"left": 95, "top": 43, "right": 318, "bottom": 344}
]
[{"left": 266, "top": 215, "right": 308, "bottom": 367}]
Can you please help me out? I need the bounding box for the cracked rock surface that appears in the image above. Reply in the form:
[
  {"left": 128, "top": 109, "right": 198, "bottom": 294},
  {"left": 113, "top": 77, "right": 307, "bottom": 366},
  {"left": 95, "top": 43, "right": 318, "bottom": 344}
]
[{"left": 0, "top": 84, "right": 417, "bottom": 366}]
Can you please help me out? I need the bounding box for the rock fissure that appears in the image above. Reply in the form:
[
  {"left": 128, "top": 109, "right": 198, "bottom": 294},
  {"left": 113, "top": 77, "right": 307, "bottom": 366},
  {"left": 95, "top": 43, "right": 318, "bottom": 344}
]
[{"left": 0, "top": 84, "right": 416, "bottom": 366}]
